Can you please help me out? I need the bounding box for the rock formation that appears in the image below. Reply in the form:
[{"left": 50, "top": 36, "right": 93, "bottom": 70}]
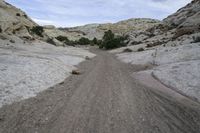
[
  {"left": 0, "top": 0, "right": 37, "bottom": 39},
  {"left": 115, "top": 0, "right": 200, "bottom": 102}
]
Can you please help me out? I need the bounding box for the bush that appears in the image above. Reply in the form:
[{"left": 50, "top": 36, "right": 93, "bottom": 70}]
[
  {"left": 192, "top": 36, "right": 200, "bottom": 43},
  {"left": 137, "top": 48, "right": 144, "bottom": 52},
  {"left": 56, "top": 35, "right": 69, "bottom": 42},
  {"left": 146, "top": 41, "right": 162, "bottom": 48},
  {"left": 97, "top": 40, "right": 102, "bottom": 46},
  {"left": 31, "top": 26, "right": 44, "bottom": 37},
  {"left": 46, "top": 38, "right": 56, "bottom": 45},
  {"left": 123, "top": 48, "right": 133, "bottom": 53},
  {"left": 0, "top": 28, "right": 2, "bottom": 33},
  {"left": 131, "top": 41, "right": 142, "bottom": 45},
  {"left": 23, "top": 14, "right": 28, "bottom": 18},
  {"left": 65, "top": 40, "right": 76, "bottom": 47},
  {"left": 78, "top": 37, "right": 91, "bottom": 45},
  {"left": 16, "top": 13, "right": 21, "bottom": 16},
  {"left": 93, "top": 37, "right": 98, "bottom": 44},
  {"left": 103, "top": 30, "right": 114, "bottom": 42},
  {"left": 100, "top": 30, "right": 127, "bottom": 50}
]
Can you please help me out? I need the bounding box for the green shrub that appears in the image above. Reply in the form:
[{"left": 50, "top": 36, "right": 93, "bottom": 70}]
[
  {"left": 93, "top": 37, "right": 98, "bottom": 44},
  {"left": 78, "top": 37, "right": 91, "bottom": 45},
  {"left": 99, "top": 44, "right": 104, "bottom": 49},
  {"left": 31, "top": 26, "right": 44, "bottom": 37},
  {"left": 64, "top": 40, "right": 76, "bottom": 47},
  {"left": 131, "top": 41, "right": 142, "bottom": 45},
  {"left": 56, "top": 36, "right": 69, "bottom": 42},
  {"left": 123, "top": 48, "right": 133, "bottom": 53},
  {"left": 16, "top": 13, "right": 21, "bottom": 16},
  {"left": 97, "top": 40, "right": 102, "bottom": 46},
  {"left": 100, "top": 30, "right": 127, "bottom": 50},
  {"left": 192, "top": 36, "right": 200, "bottom": 43},
  {"left": 103, "top": 30, "right": 114, "bottom": 41},
  {"left": 23, "top": 14, "right": 28, "bottom": 18},
  {"left": 137, "top": 48, "right": 144, "bottom": 52},
  {"left": 47, "top": 38, "right": 56, "bottom": 45}
]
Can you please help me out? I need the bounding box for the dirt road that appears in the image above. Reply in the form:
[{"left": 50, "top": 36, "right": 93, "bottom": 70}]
[{"left": 0, "top": 49, "right": 200, "bottom": 133}]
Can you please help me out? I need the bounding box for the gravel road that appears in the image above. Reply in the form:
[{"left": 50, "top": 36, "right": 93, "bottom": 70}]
[{"left": 0, "top": 49, "right": 200, "bottom": 133}]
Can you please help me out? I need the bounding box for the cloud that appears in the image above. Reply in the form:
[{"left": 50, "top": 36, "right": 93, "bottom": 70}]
[
  {"left": 32, "top": 18, "right": 55, "bottom": 25},
  {"left": 6, "top": 0, "right": 192, "bottom": 27}
]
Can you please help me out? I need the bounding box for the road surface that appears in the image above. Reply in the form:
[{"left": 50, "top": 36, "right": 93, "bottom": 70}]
[{"left": 0, "top": 49, "right": 200, "bottom": 133}]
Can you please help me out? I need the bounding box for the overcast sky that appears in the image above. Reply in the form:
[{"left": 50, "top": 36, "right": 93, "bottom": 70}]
[{"left": 6, "top": 0, "right": 191, "bottom": 27}]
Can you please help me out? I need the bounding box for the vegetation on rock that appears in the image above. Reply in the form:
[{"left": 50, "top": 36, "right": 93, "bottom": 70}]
[
  {"left": 137, "top": 47, "right": 144, "bottom": 52},
  {"left": 78, "top": 37, "right": 91, "bottom": 45},
  {"left": 16, "top": 13, "right": 21, "bottom": 16},
  {"left": 99, "top": 30, "right": 128, "bottom": 50},
  {"left": 46, "top": 38, "right": 56, "bottom": 45},
  {"left": 92, "top": 37, "right": 98, "bottom": 44},
  {"left": 31, "top": 26, "right": 44, "bottom": 37},
  {"left": 192, "top": 36, "right": 200, "bottom": 43},
  {"left": 56, "top": 35, "right": 69, "bottom": 42},
  {"left": 123, "top": 48, "right": 133, "bottom": 52}
]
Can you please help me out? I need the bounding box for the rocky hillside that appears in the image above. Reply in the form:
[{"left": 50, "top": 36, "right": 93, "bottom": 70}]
[
  {"left": 45, "top": 18, "right": 160, "bottom": 41},
  {"left": 0, "top": 0, "right": 37, "bottom": 39},
  {"left": 113, "top": 0, "right": 200, "bottom": 102},
  {"left": 0, "top": 0, "right": 95, "bottom": 107},
  {"left": 121, "top": 0, "right": 200, "bottom": 48},
  {"left": 164, "top": 0, "right": 200, "bottom": 28}
]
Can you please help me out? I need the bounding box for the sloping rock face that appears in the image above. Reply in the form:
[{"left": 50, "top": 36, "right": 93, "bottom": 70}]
[
  {"left": 0, "top": 0, "right": 96, "bottom": 107},
  {"left": 100, "top": 18, "right": 160, "bottom": 35},
  {"left": 164, "top": 0, "right": 200, "bottom": 28},
  {"left": 58, "top": 18, "right": 160, "bottom": 40},
  {"left": 124, "top": 0, "right": 200, "bottom": 47},
  {"left": 0, "top": 0, "right": 37, "bottom": 38},
  {"left": 115, "top": 0, "right": 200, "bottom": 102}
]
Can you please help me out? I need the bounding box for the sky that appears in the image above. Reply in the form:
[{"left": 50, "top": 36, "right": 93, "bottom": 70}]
[{"left": 6, "top": 0, "right": 192, "bottom": 27}]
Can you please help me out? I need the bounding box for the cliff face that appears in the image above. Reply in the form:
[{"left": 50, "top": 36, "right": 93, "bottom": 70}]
[{"left": 0, "top": 0, "right": 37, "bottom": 38}]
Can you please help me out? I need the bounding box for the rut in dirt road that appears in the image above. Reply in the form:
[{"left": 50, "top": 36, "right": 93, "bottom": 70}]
[{"left": 0, "top": 49, "right": 200, "bottom": 133}]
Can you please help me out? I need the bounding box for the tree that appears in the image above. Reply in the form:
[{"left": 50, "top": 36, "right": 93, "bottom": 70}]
[
  {"left": 78, "top": 37, "right": 91, "bottom": 45},
  {"left": 100, "top": 30, "right": 127, "bottom": 50},
  {"left": 93, "top": 37, "right": 98, "bottom": 44},
  {"left": 103, "top": 30, "right": 114, "bottom": 42}
]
